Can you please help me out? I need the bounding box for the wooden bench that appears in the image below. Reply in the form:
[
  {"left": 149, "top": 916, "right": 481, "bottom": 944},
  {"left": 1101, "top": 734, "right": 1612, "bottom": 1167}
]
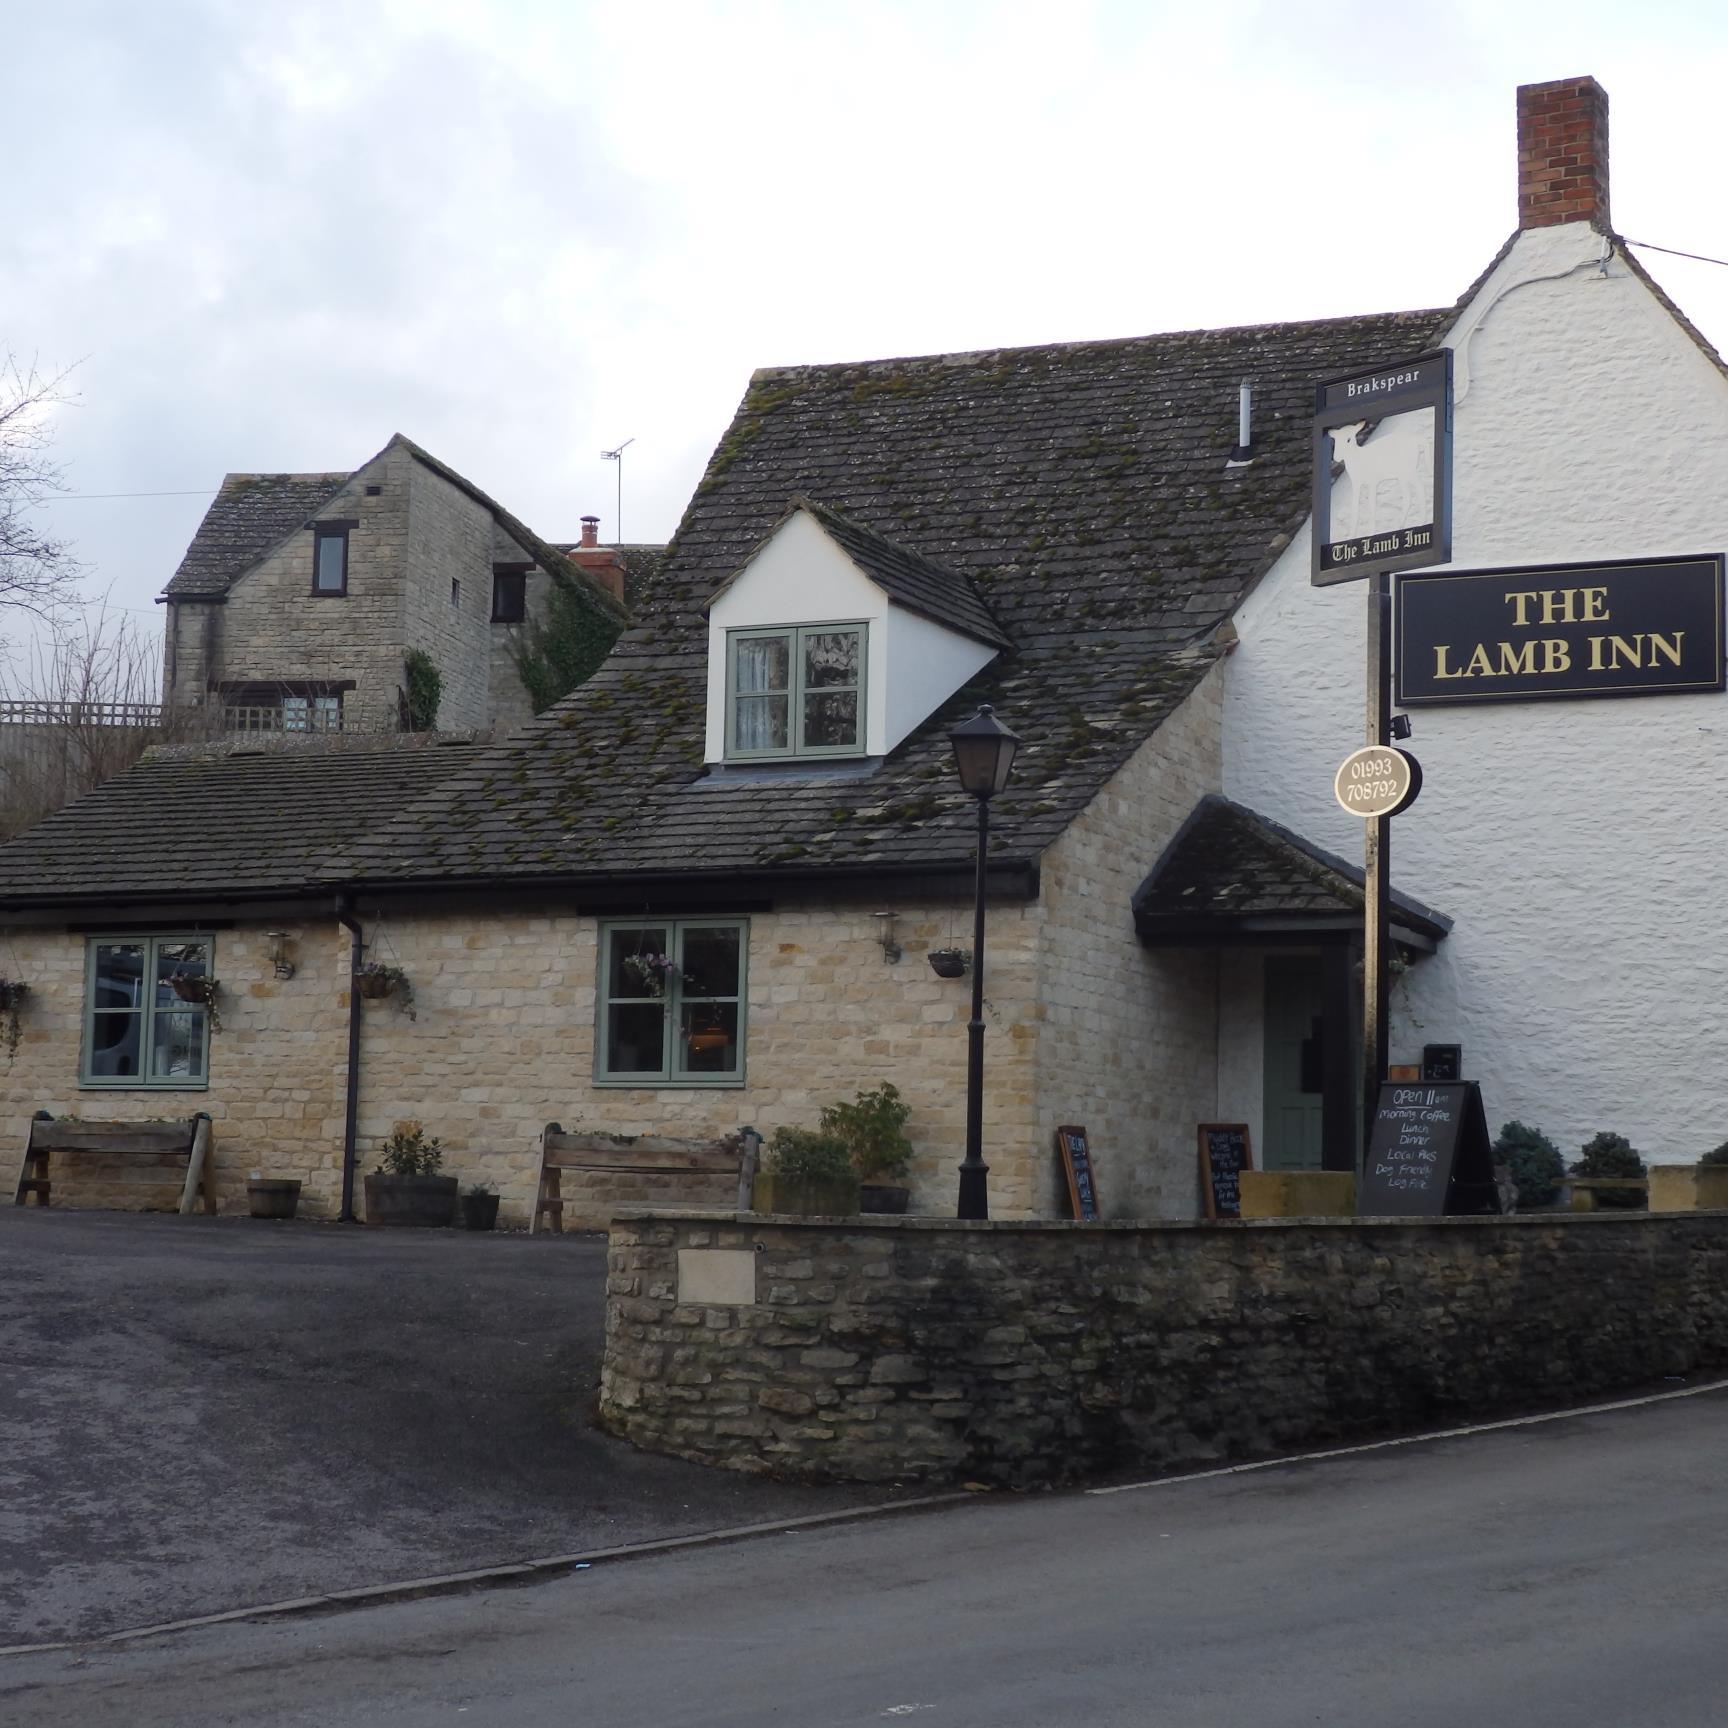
[
  {"left": 12, "top": 1111, "right": 217, "bottom": 1216},
  {"left": 532, "top": 1124, "right": 761, "bottom": 1235}
]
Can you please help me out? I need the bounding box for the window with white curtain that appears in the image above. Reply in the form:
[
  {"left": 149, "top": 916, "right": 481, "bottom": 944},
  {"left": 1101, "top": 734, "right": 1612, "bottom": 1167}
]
[{"left": 726, "top": 624, "right": 864, "bottom": 759}]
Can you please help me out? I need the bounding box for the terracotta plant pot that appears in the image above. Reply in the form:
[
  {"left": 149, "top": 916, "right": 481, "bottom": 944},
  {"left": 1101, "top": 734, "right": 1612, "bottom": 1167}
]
[
  {"left": 247, "top": 1178, "right": 301, "bottom": 1220},
  {"left": 364, "top": 1173, "right": 458, "bottom": 1226}
]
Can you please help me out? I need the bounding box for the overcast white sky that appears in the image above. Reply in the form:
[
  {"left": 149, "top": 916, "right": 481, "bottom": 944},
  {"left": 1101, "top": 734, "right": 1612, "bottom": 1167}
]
[{"left": 8, "top": 0, "right": 1728, "bottom": 682}]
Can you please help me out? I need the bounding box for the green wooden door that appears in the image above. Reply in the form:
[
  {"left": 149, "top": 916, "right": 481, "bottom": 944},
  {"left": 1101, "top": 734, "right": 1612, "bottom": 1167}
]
[{"left": 1263, "top": 956, "right": 1325, "bottom": 1170}]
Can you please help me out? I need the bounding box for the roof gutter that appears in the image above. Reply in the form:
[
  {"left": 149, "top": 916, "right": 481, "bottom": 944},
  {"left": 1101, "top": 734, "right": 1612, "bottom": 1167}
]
[
  {"left": 0, "top": 858, "right": 1043, "bottom": 918},
  {"left": 333, "top": 895, "right": 364, "bottom": 1224}
]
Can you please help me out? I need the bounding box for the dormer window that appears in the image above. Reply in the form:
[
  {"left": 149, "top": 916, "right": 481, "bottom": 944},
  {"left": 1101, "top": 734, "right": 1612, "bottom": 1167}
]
[
  {"left": 703, "top": 500, "right": 1009, "bottom": 768},
  {"left": 727, "top": 624, "right": 864, "bottom": 758}
]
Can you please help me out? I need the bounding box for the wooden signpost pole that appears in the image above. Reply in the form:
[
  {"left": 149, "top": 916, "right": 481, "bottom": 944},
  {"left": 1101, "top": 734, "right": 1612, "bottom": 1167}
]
[{"left": 1363, "top": 571, "right": 1393, "bottom": 1160}]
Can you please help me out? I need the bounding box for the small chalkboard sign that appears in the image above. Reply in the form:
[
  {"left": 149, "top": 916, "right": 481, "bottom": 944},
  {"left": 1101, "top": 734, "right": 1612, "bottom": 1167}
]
[
  {"left": 1359, "top": 1082, "right": 1500, "bottom": 1217},
  {"left": 1198, "top": 1124, "right": 1253, "bottom": 1220},
  {"left": 1422, "top": 1043, "right": 1462, "bottom": 1082},
  {"left": 1055, "top": 1125, "right": 1100, "bottom": 1221}
]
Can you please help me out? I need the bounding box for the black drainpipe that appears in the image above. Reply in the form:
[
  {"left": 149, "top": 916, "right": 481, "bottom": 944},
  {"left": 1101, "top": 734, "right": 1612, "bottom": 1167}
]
[{"left": 334, "top": 894, "right": 364, "bottom": 1223}]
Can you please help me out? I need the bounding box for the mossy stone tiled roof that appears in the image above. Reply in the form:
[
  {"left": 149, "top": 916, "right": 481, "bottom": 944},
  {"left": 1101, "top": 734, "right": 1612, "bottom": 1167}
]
[{"left": 332, "top": 308, "right": 1447, "bottom": 890}]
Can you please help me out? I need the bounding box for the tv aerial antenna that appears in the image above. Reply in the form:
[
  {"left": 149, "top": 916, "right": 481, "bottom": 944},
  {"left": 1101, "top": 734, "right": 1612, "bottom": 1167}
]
[{"left": 600, "top": 438, "right": 635, "bottom": 544}]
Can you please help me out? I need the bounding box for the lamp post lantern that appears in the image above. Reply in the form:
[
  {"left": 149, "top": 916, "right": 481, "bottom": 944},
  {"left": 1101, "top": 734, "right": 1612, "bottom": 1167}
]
[{"left": 948, "top": 703, "right": 1020, "bottom": 1221}]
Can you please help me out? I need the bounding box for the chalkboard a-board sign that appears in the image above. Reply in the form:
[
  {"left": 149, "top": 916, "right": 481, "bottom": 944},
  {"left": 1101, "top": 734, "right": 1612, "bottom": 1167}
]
[
  {"left": 1198, "top": 1124, "right": 1253, "bottom": 1220},
  {"left": 1359, "top": 1082, "right": 1500, "bottom": 1217},
  {"left": 1055, "top": 1126, "right": 1100, "bottom": 1221}
]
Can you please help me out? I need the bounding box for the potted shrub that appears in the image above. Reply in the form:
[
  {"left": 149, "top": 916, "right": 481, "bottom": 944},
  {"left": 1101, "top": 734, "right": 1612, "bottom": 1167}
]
[
  {"left": 752, "top": 1126, "right": 860, "bottom": 1216},
  {"left": 1568, "top": 1130, "right": 1647, "bottom": 1209},
  {"left": 355, "top": 962, "right": 416, "bottom": 1020},
  {"left": 0, "top": 977, "right": 27, "bottom": 1062},
  {"left": 461, "top": 1180, "right": 501, "bottom": 1232},
  {"left": 247, "top": 1172, "right": 302, "bottom": 1220},
  {"left": 363, "top": 1120, "right": 457, "bottom": 1226},
  {"left": 1495, "top": 1120, "right": 1565, "bottom": 1211},
  {"left": 821, "top": 1081, "right": 914, "bottom": 1213}
]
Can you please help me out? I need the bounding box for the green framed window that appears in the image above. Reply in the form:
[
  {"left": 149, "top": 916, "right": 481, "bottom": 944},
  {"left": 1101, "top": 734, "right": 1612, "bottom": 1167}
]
[
  {"left": 597, "top": 920, "right": 747, "bottom": 1086},
  {"left": 726, "top": 623, "right": 865, "bottom": 759},
  {"left": 82, "top": 935, "right": 214, "bottom": 1089}
]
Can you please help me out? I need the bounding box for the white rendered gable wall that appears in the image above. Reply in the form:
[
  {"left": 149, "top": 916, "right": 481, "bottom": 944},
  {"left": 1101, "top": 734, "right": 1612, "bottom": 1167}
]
[
  {"left": 704, "top": 509, "right": 996, "bottom": 761},
  {"left": 1220, "top": 221, "right": 1728, "bottom": 1161}
]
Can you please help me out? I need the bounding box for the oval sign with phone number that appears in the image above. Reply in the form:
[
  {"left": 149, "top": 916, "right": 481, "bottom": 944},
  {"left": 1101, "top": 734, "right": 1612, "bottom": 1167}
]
[{"left": 1333, "top": 745, "right": 1421, "bottom": 818}]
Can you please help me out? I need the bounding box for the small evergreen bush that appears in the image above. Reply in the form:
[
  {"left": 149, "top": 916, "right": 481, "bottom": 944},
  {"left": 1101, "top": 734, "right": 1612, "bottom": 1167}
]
[
  {"left": 402, "top": 648, "right": 442, "bottom": 732},
  {"left": 1570, "top": 1131, "right": 1646, "bottom": 1208},
  {"left": 1700, "top": 1142, "right": 1728, "bottom": 1167},
  {"left": 819, "top": 1082, "right": 913, "bottom": 1181},
  {"left": 377, "top": 1120, "right": 443, "bottom": 1177},
  {"left": 1495, "top": 1120, "right": 1565, "bottom": 1209},
  {"left": 767, "top": 1126, "right": 853, "bottom": 1184}
]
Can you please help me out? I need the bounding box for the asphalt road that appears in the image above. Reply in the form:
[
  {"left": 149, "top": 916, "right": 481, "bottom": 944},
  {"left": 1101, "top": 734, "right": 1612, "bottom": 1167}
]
[
  {"left": 0, "top": 1209, "right": 904, "bottom": 1646},
  {"left": 9, "top": 1382, "right": 1728, "bottom": 1726}
]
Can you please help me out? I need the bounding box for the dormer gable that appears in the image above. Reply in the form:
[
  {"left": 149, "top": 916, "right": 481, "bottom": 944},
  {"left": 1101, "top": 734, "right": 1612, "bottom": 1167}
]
[{"left": 702, "top": 499, "right": 1008, "bottom": 766}]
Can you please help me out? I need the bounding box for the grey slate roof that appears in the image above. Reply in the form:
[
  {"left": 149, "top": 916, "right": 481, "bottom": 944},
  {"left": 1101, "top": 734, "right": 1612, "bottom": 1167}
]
[
  {"left": 713, "top": 498, "right": 1011, "bottom": 650},
  {"left": 330, "top": 308, "right": 1447, "bottom": 889},
  {"left": 1132, "top": 795, "right": 1452, "bottom": 943},
  {"left": 0, "top": 737, "right": 478, "bottom": 905},
  {"left": 164, "top": 473, "right": 349, "bottom": 597}
]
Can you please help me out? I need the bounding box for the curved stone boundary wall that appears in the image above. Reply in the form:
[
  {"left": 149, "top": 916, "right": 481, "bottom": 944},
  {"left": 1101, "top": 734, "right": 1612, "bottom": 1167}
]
[{"left": 599, "top": 1210, "right": 1728, "bottom": 1487}]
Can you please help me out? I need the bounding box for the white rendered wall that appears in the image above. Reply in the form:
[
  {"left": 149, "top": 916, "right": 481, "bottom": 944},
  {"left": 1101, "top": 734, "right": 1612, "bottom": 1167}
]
[
  {"left": 705, "top": 509, "right": 994, "bottom": 760},
  {"left": 882, "top": 608, "right": 996, "bottom": 750},
  {"left": 1223, "top": 222, "right": 1728, "bottom": 1164}
]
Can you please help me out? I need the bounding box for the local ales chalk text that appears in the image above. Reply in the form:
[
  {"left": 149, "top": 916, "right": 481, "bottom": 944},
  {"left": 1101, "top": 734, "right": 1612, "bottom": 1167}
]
[
  {"left": 1397, "top": 555, "right": 1725, "bottom": 706},
  {"left": 1373, "top": 1087, "right": 1449, "bottom": 1192}
]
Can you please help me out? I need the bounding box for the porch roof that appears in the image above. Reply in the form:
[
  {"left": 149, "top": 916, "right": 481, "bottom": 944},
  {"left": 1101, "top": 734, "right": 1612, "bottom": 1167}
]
[{"left": 1132, "top": 795, "right": 1453, "bottom": 948}]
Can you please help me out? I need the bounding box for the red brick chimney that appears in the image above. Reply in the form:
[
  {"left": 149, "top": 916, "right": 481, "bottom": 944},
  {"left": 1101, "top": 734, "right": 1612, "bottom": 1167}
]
[
  {"left": 1517, "top": 76, "right": 1610, "bottom": 231},
  {"left": 568, "top": 513, "right": 626, "bottom": 602}
]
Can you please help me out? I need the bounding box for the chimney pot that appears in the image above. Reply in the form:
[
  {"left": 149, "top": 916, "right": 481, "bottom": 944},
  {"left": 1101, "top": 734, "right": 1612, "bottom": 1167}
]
[
  {"left": 580, "top": 515, "right": 600, "bottom": 549},
  {"left": 1516, "top": 76, "right": 1610, "bottom": 231}
]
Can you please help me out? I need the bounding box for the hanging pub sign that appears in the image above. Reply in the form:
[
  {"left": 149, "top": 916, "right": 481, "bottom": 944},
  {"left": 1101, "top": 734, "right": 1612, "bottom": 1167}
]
[
  {"left": 1396, "top": 554, "right": 1726, "bottom": 706},
  {"left": 1311, "top": 351, "right": 1452, "bottom": 586}
]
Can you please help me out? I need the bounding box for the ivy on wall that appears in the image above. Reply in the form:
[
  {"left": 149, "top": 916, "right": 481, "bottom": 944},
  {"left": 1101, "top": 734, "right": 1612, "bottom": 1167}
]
[
  {"left": 511, "top": 571, "right": 624, "bottom": 714},
  {"left": 402, "top": 648, "right": 443, "bottom": 732}
]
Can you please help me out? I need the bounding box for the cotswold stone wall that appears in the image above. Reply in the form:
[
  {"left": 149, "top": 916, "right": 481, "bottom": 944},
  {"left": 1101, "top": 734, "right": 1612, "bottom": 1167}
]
[
  {"left": 1033, "top": 659, "right": 1224, "bottom": 1219},
  {"left": 360, "top": 896, "right": 1043, "bottom": 1225},
  {"left": 600, "top": 1210, "right": 1728, "bottom": 1486},
  {"left": 0, "top": 893, "right": 1042, "bottom": 1225},
  {"left": 0, "top": 924, "right": 351, "bottom": 1216},
  {"left": 209, "top": 454, "right": 410, "bottom": 731}
]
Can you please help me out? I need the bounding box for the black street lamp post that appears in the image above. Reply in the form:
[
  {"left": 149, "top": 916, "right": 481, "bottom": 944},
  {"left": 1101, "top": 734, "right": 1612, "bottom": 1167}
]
[{"left": 948, "top": 703, "right": 1021, "bottom": 1221}]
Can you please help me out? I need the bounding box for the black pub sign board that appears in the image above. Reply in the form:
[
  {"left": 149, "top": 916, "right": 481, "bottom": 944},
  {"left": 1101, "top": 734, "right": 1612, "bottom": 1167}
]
[
  {"left": 1359, "top": 1082, "right": 1500, "bottom": 1217},
  {"left": 1311, "top": 351, "right": 1453, "bottom": 586},
  {"left": 1396, "top": 554, "right": 1725, "bottom": 706}
]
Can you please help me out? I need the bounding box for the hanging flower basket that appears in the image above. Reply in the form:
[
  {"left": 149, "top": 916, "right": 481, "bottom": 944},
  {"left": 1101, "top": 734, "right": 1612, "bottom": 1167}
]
[
  {"left": 0, "top": 978, "right": 27, "bottom": 1062},
  {"left": 622, "top": 952, "right": 690, "bottom": 998},
  {"left": 167, "top": 972, "right": 223, "bottom": 1033},
  {"left": 355, "top": 962, "right": 416, "bottom": 1020},
  {"left": 928, "top": 948, "right": 970, "bottom": 980}
]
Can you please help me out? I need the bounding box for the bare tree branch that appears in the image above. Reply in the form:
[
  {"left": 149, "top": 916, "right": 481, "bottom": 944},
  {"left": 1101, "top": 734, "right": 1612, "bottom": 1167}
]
[{"left": 0, "top": 355, "right": 82, "bottom": 626}]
